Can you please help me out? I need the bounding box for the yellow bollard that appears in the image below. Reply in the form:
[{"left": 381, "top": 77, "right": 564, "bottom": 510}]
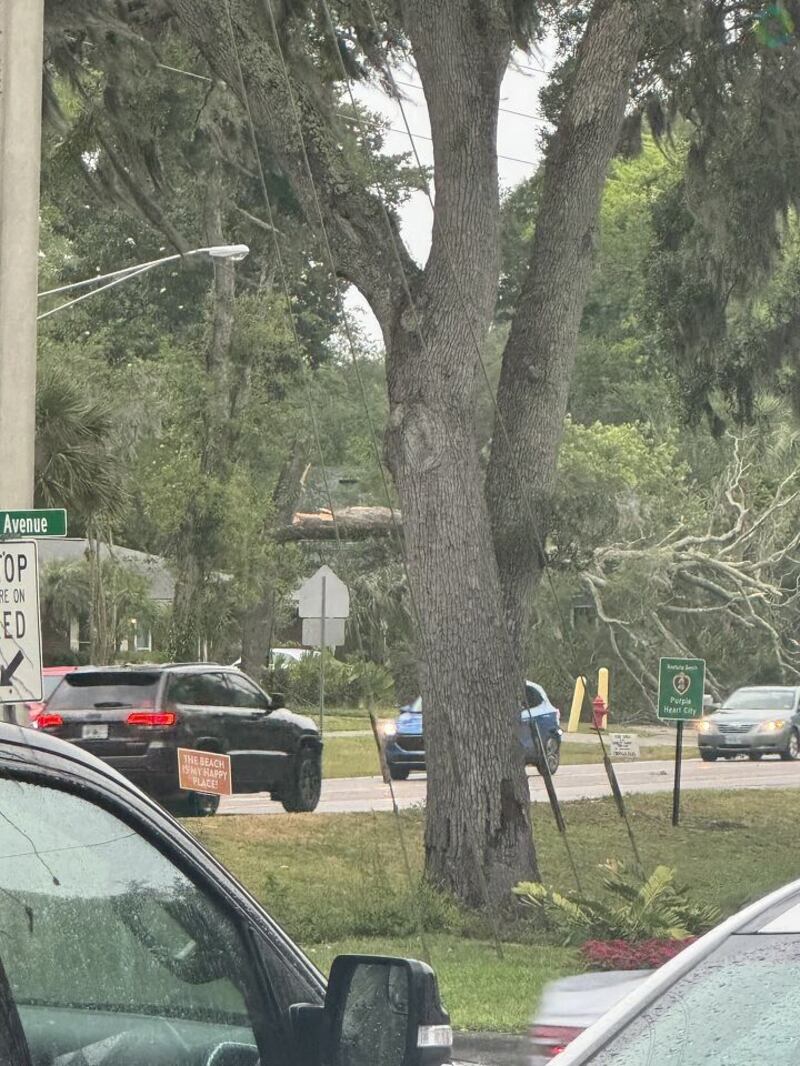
[
  {"left": 567, "top": 675, "right": 586, "bottom": 733},
  {"left": 598, "top": 667, "right": 609, "bottom": 729}
]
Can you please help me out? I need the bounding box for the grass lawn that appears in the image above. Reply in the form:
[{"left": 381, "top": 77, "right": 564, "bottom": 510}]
[
  {"left": 324, "top": 735, "right": 383, "bottom": 778},
  {"left": 308, "top": 937, "right": 577, "bottom": 1033},
  {"left": 321, "top": 732, "right": 679, "bottom": 779},
  {"left": 189, "top": 788, "right": 800, "bottom": 1032}
]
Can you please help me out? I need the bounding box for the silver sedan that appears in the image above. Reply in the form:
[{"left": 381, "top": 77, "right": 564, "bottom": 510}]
[{"left": 695, "top": 685, "right": 800, "bottom": 761}]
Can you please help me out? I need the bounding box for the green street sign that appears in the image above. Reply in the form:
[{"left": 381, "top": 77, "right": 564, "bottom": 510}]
[
  {"left": 0, "top": 509, "right": 67, "bottom": 539},
  {"left": 658, "top": 656, "right": 706, "bottom": 721}
]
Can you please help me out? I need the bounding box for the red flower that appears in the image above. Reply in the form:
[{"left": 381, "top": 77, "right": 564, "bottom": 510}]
[{"left": 581, "top": 937, "right": 697, "bottom": 971}]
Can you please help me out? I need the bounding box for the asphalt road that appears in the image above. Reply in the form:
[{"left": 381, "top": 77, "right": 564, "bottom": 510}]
[{"left": 219, "top": 754, "right": 800, "bottom": 815}]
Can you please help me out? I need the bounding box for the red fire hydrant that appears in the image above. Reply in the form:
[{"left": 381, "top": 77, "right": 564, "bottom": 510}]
[{"left": 592, "top": 695, "right": 607, "bottom": 731}]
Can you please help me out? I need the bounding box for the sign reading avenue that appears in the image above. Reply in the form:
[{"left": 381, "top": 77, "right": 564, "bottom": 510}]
[
  {"left": 657, "top": 656, "right": 706, "bottom": 722},
  {"left": 0, "top": 509, "right": 67, "bottom": 538}
]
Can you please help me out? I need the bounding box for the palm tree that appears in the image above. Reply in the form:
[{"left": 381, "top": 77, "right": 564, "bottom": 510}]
[{"left": 35, "top": 364, "right": 127, "bottom": 523}]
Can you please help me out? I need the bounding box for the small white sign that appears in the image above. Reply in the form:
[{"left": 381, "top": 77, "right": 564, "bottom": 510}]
[
  {"left": 302, "top": 617, "right": 346, "bottom": 650},
  {"left": 296, "top": 565, "right": 350, "bottom": 619},
  {"left": 610, "top": 733, "right": 640, "bottom": 760},
  {"left": 0, "top": 540, "right": 42, "bottom": 703}
]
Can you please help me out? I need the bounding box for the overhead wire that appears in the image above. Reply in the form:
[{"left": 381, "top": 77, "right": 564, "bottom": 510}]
[
  {"left": 392, "top": 77, "right": 552, "bottom": 123},
  {"left": 220, "top": 0, "right": 433, "bottom": 964}
]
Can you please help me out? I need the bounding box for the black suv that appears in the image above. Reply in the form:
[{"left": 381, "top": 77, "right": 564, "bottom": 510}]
[{"left": 36, "top": 663, "right": 322, "bottom": 816}]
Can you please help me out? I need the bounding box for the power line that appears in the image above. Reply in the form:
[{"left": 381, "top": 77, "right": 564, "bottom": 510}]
[
  {"left": 386, "top": 128, "right": 541, "bottom": 167},
  {"left": 337, "top": 109, "right": 544, "bottom": 167},
  {"left": 393, "top": 78, "right": 551, "bottom": 123}
]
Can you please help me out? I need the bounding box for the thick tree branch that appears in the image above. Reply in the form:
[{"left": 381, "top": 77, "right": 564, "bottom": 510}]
[
  {"left": 278, "top": 506, "right": 401, "bottom": 542},
  {"left": 486, "top": 0, "right": 648, "bottom": 652},
  {"left": 167, "top": 0, "right": 417, "bottom": 336}
]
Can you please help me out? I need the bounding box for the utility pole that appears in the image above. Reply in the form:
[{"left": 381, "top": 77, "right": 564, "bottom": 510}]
[
  {"left": 0, "top": 1, "right": 45, "bottom": 726},
  {"left": 0, "top": 0, "right": 45, "bottom": 509}
]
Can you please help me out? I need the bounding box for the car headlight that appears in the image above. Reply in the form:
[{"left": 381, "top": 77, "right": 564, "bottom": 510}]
[
  {"left": 759, "top": 719, "right": 787, "bottom": 733},
  {"left": 696, "top": 719, "right": 714, "bottom": 733},
  {"left": 382, "top": 721, "right": 397, "bottom": 738}
]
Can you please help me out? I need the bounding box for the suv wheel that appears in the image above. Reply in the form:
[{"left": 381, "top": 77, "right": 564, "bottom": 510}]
[
  {"left": 281, "top": 748, "right": 322, "bottom": 813},
  {"left": 388, "top": 764, "right": 410, "bottom": 781}
]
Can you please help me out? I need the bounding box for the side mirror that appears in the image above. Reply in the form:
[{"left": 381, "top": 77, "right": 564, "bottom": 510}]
[
  {"left": 269, "top": 692, "right": 286, "bottom": 710},
  {"left": 324, "top": 955, "right": 451, "bottom": 1066}
]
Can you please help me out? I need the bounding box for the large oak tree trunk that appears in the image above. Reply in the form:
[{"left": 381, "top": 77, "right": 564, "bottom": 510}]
[
  {"left": 163, "top": 0, "right": 643, "bottom": 908},
  {"left": 171, "top": 0, "right": 539, "bottom": 905},
  {"left": 385, "top": 1, "right": 537, "bottom": 902},
  {"left": 487, "top": 0, "right": 646, "bottom": 653},
  {"left": 387, "top": 331, "right": 537, "bottom": 902}
]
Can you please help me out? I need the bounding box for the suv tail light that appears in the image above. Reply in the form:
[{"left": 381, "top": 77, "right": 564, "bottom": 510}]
[
  {"left": 36, "top": 713, "right": 64, "bottom": 730},
  {"left": 126, "top": 711, "right": 177, "bottom": 727},
  {"left": 530, "top": 1025, "right": 584, "bottom": 1056}
]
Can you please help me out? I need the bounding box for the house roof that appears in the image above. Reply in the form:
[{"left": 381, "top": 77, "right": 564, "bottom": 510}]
[{"left": 37, "top": 539, "right": 175, "bottom": 602}]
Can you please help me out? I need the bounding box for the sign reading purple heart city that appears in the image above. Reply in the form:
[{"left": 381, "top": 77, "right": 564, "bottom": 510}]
[{"left": 658, "top": 656, "right": 706, "bottom": 722}]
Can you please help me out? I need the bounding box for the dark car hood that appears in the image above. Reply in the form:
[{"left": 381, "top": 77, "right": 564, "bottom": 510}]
[{"left": 270, "top": 707, "right": 319, "bottom": 733}]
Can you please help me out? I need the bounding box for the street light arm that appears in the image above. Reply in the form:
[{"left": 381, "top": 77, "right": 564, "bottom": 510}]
[
  {"left": 36, "top": 244, "right": 250, "bottom": 320},
  {"left": 37, "top": 260, "right": 163, "bottom": 321},
  {"left": 38, "top": 252, "right": 184, "bottom": 299}
]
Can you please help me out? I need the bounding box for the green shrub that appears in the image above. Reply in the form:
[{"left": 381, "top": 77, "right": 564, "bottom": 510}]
[
  {"left": 279, "top": 653, "right": 396, "bottom": 710},
  {"left": 514, "top": 860, "right": 720, "bottom": 945},
  {"left": 344, "top": 658, "right": 396, "bottom": 708}
]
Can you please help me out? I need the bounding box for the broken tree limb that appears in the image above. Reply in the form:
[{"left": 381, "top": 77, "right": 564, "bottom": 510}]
[{"left": 278, "top": 506, "right": 402, "bottom": 542}]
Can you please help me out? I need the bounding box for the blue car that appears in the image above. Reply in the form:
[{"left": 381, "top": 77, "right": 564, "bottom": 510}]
[{"left": 382, "top": 680, "right": 562, "bottom": 781}]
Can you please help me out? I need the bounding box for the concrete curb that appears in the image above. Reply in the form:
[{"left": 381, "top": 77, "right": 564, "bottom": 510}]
[{"left": 452, "top": 1031, "right": 527, "bottom": 1065}]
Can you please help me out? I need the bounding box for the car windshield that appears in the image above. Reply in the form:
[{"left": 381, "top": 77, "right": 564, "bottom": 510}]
[
  {"left": 588, "top": 934, "right": 800, "bottom": 1064},
  {"left": 47, "top": 671, "right": 160, "bottom": 710},
  {"left": 721, "top": 689, "right": 796, "bottom": 711}
]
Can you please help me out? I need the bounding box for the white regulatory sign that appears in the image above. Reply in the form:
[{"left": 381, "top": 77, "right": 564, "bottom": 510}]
[{"left": 0, "top": 540, "right": 42, "bottom": 703}]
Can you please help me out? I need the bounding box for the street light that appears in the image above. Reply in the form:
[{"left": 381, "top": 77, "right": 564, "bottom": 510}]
[{"left": 37, "top": 243, "right": 250, "bottom": 320}]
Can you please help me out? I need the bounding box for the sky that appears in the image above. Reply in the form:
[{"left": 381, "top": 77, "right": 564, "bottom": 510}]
[{"left": 346, "top": 50, "right": 554, "bottom": 344}]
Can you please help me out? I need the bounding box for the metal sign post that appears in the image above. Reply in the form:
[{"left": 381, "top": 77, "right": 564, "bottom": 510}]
[
  {"left": 657, "top": 656, "right": 706, "bottom": 827},
  {"left": 319, "top": 576, "right": 326, "bottom": 737},
  {"left": 672, "top": 722, "right": 684, "bottom": 827}
]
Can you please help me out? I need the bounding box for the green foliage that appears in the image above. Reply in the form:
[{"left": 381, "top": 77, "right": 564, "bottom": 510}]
[
  {"left": 514, "top": 860, "right": 720, "bottom": 945},
  {"left": 35, "top": 363, "right": 127, "bottom": 525},
  {"left": 281, "top": 652, "right": 395, "bottom": 709},
  {"left": 40, "top": 557, "right": 162, "bottom": 657},
  {"left": 552, "top": 420, "right": 694, "bottom": 561}
]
